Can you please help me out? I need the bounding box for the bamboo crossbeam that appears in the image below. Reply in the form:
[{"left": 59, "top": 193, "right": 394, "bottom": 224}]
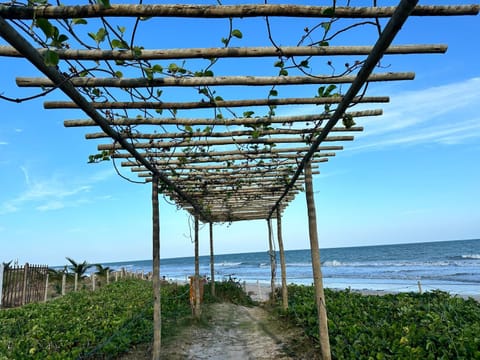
[
  {"left": 0, "top": 4, "right": 477, "bottom": 20},
  {"left": 66, "top": 109, "right": 381, "bottom": 127},
  {"left": 17, "top": 72, "right": 415, "bottom": 88},
  {"left": 0, "top": 44, "right": 447, "bottom": 60},
  {"left": 142, "top": 170, "right": 318, "bottom": 182},
  {"left": 121, "top": 152, "right": 335, "bottom": 166},
  {"left": 48, "top": 96, "right": 389, "bottom": 110},
  {"left": 130, "top": 158, "right": 326, "bottom": 172},
  {"left": 86, "top": 126, "right": 363, "bottom": 140},
  {"left": 98, "top": 135, "right": 354, "bottom": 150},
  {"left": 111, "top": 145, "right": 343, "bottom": 158},
  {"left": 140, "top": 168, "right": 320, "bottom": 180}
]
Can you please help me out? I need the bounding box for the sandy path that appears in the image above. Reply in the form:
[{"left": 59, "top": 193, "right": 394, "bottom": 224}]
[{"left": 160, "top": 303, "right": 293, "bottom": 359}]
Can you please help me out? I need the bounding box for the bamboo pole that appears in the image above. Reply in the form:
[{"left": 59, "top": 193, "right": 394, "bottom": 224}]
[
  {"left": 276, "top": 208, "right": 288, "bottom": 310},
  {"left": 0, "top": 4, "right": 476, "bottom": 19},
  {"left": 305, "top": 161, "right": 331, "bottom": 360},
  {"left": 130, "top": 158, "right": 326, "bottom": 172},
  {"left": 48, "top": 96, "right": 389, "bottom": 110},
  {"left": 194, "top": 216, "right": 201, "bottom": 319},
  {"left": 98, "top": 135, "right": 354, "bottom": 150},
  {"left": 86, "top": 126, "right": 363, "bottom": 140},
  {"left": 152, "top": 175, "right": 161, "bottom": 360},
  {"left": 209, "top": 222, "right": 215, "bottom": 297},
  {"left": 267, "top": 219, "right": 276, "bottom": 300},
  {"left": 0, "top": 44, "right": 447, "bottom": 60},
  {"left": 112, "top": 145, "right": 343, "bottom": 159},
  {"left": 67, "top": 110, "right": 380, "bottom": 127},
  {"left": 17, "top": 72, "right": 415, "bottom": 88},
  {"left": 121, "top": 152, "right": 335, "bottom": 166}
]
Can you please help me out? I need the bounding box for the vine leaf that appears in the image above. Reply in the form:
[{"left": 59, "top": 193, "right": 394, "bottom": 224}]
[
  {"left": 231, "top": 29, "right": 243, "bottom": 39},
  {"left": 43, "top": 50, "right": 59, "bottom": 66}
]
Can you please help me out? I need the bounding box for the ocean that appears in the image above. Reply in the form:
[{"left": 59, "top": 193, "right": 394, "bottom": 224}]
[{"left": 101, "top": 238, "right": 480, "bottom": 296}]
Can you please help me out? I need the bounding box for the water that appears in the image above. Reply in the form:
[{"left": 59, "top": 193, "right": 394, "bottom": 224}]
[{"left": 101, "top": 238, "right": 480, "bottom": 296}]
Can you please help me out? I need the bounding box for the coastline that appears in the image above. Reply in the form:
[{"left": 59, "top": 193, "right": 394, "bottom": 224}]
[{"left": 240, "top": 281, "right": 480, "bottom": 302}]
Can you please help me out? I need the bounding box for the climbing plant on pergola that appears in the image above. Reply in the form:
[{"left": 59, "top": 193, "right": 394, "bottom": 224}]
[{"left": 0, "top": 0, "right": 478, "bottom": 359}]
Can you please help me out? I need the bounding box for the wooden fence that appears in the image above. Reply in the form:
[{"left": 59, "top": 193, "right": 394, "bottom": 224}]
[{"left": 0, "top": 263, "right": 49, "bottom": 308}]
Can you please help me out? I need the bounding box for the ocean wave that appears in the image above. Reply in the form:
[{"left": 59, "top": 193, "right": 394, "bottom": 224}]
[
  {"left": 320, "top": 260, "right": 466, "bottom": 267},
  {"left": 216, "top": 262, "right": 242, "bottom": 267},
  {"left": 461, "top": 254, "right": 480, "bottom": 260}
]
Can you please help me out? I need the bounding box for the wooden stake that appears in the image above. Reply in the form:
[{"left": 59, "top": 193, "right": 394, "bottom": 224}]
[
  {"left": 61, "top": 273, "right": 66, "bottom": 296},
  {"left": 305, "top": 161, "right": 331, "bottom": 360},
  {"left": 267, "top": 219, "right": 276, "bottom": 300},
  {"left": 152, "top": 175, "right": 161, "bottom": 360},
  {"left": 44, "top": 273, "right": 49, "bottom": 303},
  {"left": 276, "top": 208, "right": 288, "bottom": 310},
  {"left": 194, "top": 216, "right": 201, "bottom": 318},
  {"left": 209, "top": 222, "right": 215, "bottom": 297},
  {"left": 22, "top": 263, "right": 28, "bottom": 305}
]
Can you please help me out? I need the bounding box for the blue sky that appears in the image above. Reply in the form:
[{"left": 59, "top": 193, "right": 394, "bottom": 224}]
[{"left": 0, "top": 0, "right": 479, "bottom": 266}]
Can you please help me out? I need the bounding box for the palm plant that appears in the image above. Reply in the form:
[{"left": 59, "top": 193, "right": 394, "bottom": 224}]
[
  {"left": 65, "top": 257, "right": 92, "bottom": 278},
  {"left": 94, "top": 264, "right": 111, "bottom": 277}
]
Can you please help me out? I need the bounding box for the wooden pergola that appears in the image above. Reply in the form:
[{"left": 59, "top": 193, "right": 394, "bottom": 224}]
[{"left": 0, "top": 1, "right": 477, "bottom": 359}]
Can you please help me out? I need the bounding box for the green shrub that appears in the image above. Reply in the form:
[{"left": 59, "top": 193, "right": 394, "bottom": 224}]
[
  {"left": 0, "top": 279, "right": 190, "bottom": 359},
  {"left": 275, "top": 285, "right": 480, "bottom": 359}
]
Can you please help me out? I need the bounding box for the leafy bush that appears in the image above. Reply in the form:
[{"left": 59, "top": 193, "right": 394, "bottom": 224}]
[
  {"left": 0, "top": 279, "right": 190, "bottom": 359},
  {"left": 277, "top": 285, "right": 480, "bottom": 359},
  {"left": 204, "top": 279, "right": 256, "bottom": 306}
]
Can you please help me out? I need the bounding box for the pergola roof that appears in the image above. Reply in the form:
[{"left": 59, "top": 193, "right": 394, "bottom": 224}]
[{"left": 0, "top": 0, "right": 478, "bottom": 223}]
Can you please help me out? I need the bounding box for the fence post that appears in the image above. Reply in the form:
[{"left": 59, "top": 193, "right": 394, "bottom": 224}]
[
  {"left": 115, "top": 271, "right": 118, "bottom": 282},
  {"left": 0, "top": 263, "right": 4, "bottom": 308},
  {"left": 92, "top": 274, "right": 96, "bottom": 291},
  {"left": 74, "top": 273, "right": 78, "bottom": 291},
  {"left": 62, "top": 273, "right": 66, "bottom": 296},
  {"left": 106, "top": 270, "right": 110, "bottom": 285},
  {"left": 22, "top": 263, "right": 29, "bottom": 306},
  {"left": 417, "top": 280, "right": 422, "bottom": 294},
  {"left": 44, "top": 273, "right": 49, "bottom": 302}
]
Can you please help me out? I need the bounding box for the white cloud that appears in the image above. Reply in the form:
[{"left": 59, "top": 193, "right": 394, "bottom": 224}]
[
  {"left": 0, "top": 167, "right": 113, "bottom": 214},
  {"left": 0, "top": 141, "right": 8, "bottom": 145},
  {"left": 349, "top": 77, "right": 480, "bottom": 151}
]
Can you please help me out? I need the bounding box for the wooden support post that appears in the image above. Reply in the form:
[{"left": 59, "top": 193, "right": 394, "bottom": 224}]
[
  {"left": 106, "top": 270, "right": 110, "bottom": 285},
  {"left": 209, "top": 222, "right": 215, "bottom": 297},
  {"left": 194, "top": 215, "right": 201, "bottom": 319},
  {"left": 44, "top": 273, "right": 49, "bottom": 303},
  {"left": 152, "top": 175, "right": 162, "bottom": 360},
  {"left": 276, "top": 208, "right": 288, "bottom": 310},
  {"left": 74, "top": 273, "right": 78, "bottom": 291},
  {"left": 267, "top": 219, "right": 276, "bottom": 300},
  {"left": 92, "top": 274, "right": 96, "bottom": 291},
  {"left": 305, "top": 161, "right": 331, "bottom": 360}
]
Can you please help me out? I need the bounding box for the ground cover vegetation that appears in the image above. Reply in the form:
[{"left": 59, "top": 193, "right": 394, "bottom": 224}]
[
  {"left": 274, "top": 285, "right": 480, "bottom": 359},
  {"left": 0, "top": 279, "right": 191, "bottom": 359}
]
